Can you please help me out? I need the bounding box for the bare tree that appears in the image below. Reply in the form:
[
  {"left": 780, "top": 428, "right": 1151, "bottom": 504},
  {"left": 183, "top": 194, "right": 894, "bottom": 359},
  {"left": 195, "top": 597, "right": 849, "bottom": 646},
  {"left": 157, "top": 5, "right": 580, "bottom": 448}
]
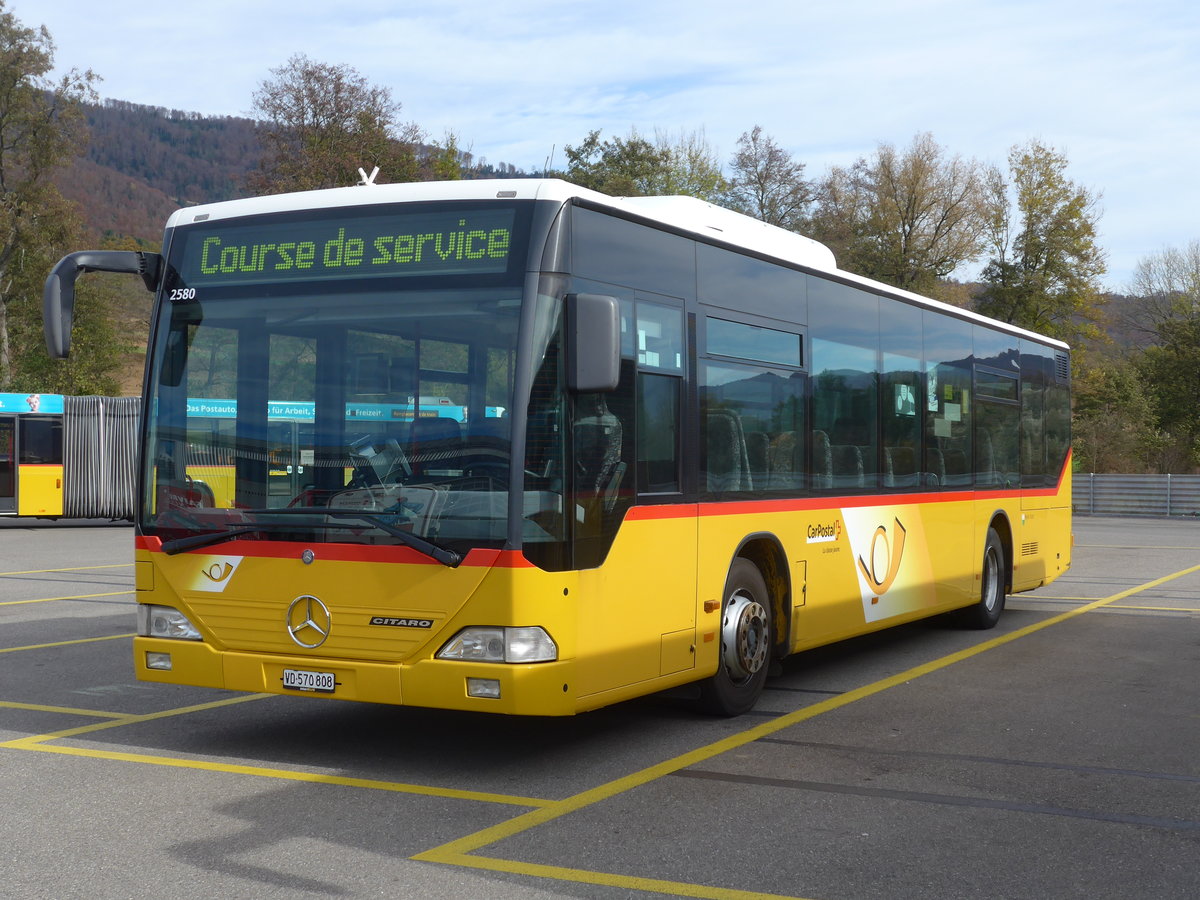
[
  {"left": 248, "top": 54, "right": 427, "bottom": 193},
  {"left": 810, "top": 133, "right": 993, "bottom": 295},
  {"left": 1124, "top": 239, "right": 1200, "bottom": 340},
  {"left": 726, "top": 126, "right": 812, "bottom": 231}
]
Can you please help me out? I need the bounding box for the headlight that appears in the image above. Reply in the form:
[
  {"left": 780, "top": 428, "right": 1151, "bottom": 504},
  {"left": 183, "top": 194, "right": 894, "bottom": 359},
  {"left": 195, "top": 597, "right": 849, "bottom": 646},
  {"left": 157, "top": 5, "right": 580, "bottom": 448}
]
[
  {"left": 437, "top": 626, "right": 557, "bottom": 663},
  {"left": 137, "top": 604, "right": 202, "bottom": 641}
]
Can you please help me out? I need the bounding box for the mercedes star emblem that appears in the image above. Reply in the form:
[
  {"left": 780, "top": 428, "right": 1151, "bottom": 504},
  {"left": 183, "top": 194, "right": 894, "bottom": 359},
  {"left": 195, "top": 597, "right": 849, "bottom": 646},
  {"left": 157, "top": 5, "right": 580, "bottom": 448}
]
[{"left": 286, "top": 595, "right": 331, "bottom": 648}]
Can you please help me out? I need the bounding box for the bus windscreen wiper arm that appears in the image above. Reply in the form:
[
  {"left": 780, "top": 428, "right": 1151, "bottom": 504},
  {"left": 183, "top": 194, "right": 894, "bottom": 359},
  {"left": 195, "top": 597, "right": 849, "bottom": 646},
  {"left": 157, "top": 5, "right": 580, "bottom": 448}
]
[
  {"left": 250, "top": 508, "right": 463, "bottom": 568},
  {"left": 309, "top": 509, "right": 461, "bottom": 567},
  {"left": 159, "top": 512, "right": 462, "bottom": 567},
  {"left": 161, "top": 526, "right": 265, "bottom": 555}
]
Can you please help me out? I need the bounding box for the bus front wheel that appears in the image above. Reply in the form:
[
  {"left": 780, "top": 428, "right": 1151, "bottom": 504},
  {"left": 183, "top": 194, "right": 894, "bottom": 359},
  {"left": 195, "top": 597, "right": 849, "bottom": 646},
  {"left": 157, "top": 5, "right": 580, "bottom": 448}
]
[
  {"left": 698, "top": 558, "right": 773, "bottom": 716},
  {"left": 956, "top": 527, "right": 1007, "bottom": 629}
]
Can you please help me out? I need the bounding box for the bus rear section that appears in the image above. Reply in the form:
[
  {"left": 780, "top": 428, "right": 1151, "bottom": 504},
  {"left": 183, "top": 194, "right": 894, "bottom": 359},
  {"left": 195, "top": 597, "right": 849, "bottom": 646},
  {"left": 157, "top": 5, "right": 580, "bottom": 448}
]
[{"left": 0, "top": 393, "right": 138, "bottom": 519}]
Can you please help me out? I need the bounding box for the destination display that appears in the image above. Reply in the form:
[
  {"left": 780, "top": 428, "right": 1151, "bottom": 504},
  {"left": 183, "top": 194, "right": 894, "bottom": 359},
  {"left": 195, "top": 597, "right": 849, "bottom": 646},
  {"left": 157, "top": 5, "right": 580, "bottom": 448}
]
[{"left": 176, "top": 207, "right": 516, "bottom": 287}]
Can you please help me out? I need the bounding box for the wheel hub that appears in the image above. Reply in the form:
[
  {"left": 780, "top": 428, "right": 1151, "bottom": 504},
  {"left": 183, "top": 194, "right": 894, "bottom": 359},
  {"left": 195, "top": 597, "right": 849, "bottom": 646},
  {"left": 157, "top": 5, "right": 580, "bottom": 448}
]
[{"left": 721, "top": 592, "right": 769, "bottom": 681}]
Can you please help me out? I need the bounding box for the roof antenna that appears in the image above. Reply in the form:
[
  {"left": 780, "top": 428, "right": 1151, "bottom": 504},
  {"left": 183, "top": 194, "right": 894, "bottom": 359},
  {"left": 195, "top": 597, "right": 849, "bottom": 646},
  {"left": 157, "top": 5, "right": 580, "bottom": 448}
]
[{"left": 357, "top": 166, "right": 380, "bottom": 186}]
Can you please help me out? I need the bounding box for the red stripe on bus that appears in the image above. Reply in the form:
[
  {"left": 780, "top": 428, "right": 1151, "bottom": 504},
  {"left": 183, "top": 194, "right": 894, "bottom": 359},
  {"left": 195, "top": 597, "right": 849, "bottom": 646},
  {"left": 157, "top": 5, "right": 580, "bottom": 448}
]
[
  {"left": 628, "top": 453, "right": 1071, "bottom": 521},
  {"left": 135, "top": 454, "right": 1069, "bottom": 562},
  {"left": 134, "top": 534, "right": 531, "bottom": 568}
]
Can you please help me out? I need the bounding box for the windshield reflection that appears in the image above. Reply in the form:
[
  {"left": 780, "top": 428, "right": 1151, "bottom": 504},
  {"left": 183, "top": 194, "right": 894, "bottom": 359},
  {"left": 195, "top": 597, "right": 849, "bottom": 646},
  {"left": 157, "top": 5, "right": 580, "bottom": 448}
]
[{"left": 142, "top": 283, "right": 534, "bottom": 553}]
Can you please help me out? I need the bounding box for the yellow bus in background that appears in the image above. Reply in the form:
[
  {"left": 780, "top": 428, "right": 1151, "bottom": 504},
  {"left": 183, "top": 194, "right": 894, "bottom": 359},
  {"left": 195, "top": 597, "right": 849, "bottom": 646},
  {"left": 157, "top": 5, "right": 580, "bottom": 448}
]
[
  {"left": 43, "top": 179, "right": 1071, "bottom": 715},
  {"left": 0, "top": 393, "right": 137, "bottom": 519}
]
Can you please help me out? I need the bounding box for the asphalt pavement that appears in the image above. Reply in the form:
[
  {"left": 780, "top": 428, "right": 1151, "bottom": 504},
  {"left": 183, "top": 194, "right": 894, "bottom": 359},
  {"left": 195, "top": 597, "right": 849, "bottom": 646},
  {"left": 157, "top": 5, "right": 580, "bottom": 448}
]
[{"left": 2, "top": 515, "right": 1198, "bottom": 899}]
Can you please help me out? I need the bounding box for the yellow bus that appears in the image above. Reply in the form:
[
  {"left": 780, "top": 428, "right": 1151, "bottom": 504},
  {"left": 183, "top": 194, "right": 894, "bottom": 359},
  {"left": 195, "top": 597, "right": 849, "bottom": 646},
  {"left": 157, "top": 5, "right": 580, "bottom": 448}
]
[
  {"left": 0, "top": 393, "right": 138, "bottom": 519},
  {"left": 43, "top": 179, "right": 1071, "bottom": 715}
]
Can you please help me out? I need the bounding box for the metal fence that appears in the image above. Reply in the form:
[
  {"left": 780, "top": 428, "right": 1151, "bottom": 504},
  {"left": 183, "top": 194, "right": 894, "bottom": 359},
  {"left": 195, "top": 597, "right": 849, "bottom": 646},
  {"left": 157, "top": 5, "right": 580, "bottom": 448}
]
[{"left": 1074, "top": 474, "right": 1200, "bottom": 518}]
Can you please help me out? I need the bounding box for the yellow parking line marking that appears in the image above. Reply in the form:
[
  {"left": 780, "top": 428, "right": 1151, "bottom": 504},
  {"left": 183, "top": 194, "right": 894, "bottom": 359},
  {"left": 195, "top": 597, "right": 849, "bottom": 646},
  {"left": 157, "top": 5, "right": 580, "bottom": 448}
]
[
  {"left": 1017, "top": 597, "right": 1200, "bottom": 613},
  {"left": 0, "top": 591, "right": 134, "bottom": 606},
  {"left": 8, "top": 563, "right": 1196, "bottom": 899},
  {"left": 1015, "top": 596, "right": 1101, "bottom": 602},
  {"left": 3, "top": 692, "right": 550, "bottom": 808},
  {"left": 440, "top": 854, "right": 806, "bottom": 900},
  {"left": 413, "top": 562, "right": 1200, "bottom": 896},
  {"left": 1, "top": 693, "right": 275, "bottom": 747},
  {"left": 0, "top": 701, "right": 128, "bottom": 719},
  {"left": 0, "top": 563, "right": 132, "bottom": 577},
  {"left": 16, "top": 743, "right": 552, "bottom": 808},
  {"left": 1109, "top": 604, "right": 1200, "bottom": 612},
  {"left": 0, "top": 633, "right": 133, "bottom": 654}
]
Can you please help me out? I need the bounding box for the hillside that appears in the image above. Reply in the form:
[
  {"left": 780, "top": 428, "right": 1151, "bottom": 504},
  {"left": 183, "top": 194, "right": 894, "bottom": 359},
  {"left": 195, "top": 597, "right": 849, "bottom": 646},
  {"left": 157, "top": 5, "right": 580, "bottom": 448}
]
[
  {"left": 55, "top": 100, "right": 262, "bottom": 246},
  {"left": 47, "top": 100, "right": 536, "bottom": 392},
  {"left": 53, "top": 99, "right": 533, "bottom": 246}
]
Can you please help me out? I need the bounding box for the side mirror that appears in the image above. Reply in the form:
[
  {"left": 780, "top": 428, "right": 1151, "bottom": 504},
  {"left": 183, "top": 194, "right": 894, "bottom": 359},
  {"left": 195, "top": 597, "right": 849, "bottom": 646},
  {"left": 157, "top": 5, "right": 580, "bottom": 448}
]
[
  {"left": 43, "top": 250, "right": 162, "bottom": 358},
  {"left": 565, "top": 293, "right": 620, "bottom": 393}
]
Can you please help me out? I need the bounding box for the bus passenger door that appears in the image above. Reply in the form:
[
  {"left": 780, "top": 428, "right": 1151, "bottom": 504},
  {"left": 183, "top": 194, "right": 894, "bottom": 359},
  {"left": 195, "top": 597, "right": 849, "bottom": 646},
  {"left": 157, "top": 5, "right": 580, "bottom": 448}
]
[
  {"left": 0, "top": 416, "right": 15, "bottom": 513},
  {"left": 266, "top": 420, "right": 306, "bottom": 506},
  {"left": 575, "top": 301, "right": 697, "bottom": 698}
]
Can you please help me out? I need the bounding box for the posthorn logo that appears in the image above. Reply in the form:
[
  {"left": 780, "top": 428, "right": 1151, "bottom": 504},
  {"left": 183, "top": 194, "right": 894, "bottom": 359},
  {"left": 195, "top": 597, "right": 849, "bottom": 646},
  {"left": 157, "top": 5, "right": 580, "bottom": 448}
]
[
  {"left": 856, "top": 517, "right": 907, "bottom": 595},
  {"left": 192, "top": 556, "right": 242, "bottom": 592}
]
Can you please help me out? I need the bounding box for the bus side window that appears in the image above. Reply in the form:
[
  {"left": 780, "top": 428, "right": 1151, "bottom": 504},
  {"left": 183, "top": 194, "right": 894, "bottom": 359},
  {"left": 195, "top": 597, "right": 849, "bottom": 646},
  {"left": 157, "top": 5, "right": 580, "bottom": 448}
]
[
  {"left": 637, "top": 373, "right": 680, "bottom": 494},
  {"left": 19, "top": 416, "right": 63, "bottom": 465}
]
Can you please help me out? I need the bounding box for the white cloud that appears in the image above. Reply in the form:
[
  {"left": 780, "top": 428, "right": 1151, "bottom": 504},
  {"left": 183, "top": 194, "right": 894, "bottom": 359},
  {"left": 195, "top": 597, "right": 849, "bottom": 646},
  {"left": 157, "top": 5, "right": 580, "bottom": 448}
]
[{"left": 20, "top": 0, "right": 1200, "bottom": 287}]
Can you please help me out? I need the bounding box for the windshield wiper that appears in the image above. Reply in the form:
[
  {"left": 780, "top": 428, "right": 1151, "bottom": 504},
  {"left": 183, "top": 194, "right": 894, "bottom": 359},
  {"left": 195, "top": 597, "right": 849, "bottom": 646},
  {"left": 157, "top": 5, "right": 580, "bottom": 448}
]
[
  {"left": 160, "top": 514, "right": 462, "bottom": 567},
  {"left": 161, "top": 526, "right": 270, "bottom": 555},
  {"left": 336, "top": 511, "right": 461, "bottom": 567},
  {"left": 241, "top": 508, "right": 463, "bottom": 568},
  {"left": 158, "top": 507, "right": 462, "bottom": 566}
]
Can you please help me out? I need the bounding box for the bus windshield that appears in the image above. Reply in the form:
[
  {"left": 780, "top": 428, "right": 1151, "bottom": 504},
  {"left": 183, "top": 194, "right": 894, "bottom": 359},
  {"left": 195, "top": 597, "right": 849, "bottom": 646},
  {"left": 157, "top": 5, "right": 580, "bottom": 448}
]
[{"left": 142, "top": 203, "right": 539, "bottom": 556}]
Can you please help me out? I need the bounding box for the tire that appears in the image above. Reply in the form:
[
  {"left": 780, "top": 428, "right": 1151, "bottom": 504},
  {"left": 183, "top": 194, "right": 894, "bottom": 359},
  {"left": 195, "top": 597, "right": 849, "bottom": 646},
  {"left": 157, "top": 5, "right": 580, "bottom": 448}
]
[
  {"left": 698, "top": 558, "right": 773, "bottom": 716},
  {"left": 956, "top": 527, "right": 1006, "bottom": 629}
]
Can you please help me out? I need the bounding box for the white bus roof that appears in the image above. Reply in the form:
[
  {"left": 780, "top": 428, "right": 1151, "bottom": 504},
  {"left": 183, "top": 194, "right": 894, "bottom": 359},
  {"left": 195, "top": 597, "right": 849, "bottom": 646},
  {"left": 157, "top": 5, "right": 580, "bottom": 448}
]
[{"left": 167, "top": 178, "right": 1067, "bottom": 351}]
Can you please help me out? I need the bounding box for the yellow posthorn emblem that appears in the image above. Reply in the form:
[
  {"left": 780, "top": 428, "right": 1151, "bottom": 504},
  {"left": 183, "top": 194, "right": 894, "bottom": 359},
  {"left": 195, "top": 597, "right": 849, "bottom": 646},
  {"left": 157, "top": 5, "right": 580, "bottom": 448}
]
[
  {"left": 202, "top": 562, "right": 235, "bottom": 584},
  {"left": 857, "top": 518, "right": 907, "bottom": 595}
]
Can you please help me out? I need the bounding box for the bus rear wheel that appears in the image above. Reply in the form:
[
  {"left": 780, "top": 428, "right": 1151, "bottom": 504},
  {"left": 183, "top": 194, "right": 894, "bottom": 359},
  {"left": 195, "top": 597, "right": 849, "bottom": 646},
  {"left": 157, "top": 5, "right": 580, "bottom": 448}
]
[
  {"left": 956, "top": 527, "right": 1006, "bottom": 629},
  {"left": 698, "top": 558, "right": 773, "bottom": 716}
]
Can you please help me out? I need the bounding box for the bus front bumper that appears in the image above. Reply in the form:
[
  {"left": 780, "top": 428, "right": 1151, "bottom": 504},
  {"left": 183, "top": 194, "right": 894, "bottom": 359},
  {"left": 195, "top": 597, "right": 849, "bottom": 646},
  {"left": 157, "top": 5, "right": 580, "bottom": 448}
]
[{"left": 133, "top": 637, "right": 577, "bottom": 716}]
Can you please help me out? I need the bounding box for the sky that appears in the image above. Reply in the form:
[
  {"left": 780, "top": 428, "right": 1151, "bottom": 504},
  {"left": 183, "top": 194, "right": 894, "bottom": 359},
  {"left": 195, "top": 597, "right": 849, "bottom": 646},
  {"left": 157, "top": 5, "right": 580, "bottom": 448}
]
[{"left": 22, "top": 0, "right": 1200, "bottom": 290}]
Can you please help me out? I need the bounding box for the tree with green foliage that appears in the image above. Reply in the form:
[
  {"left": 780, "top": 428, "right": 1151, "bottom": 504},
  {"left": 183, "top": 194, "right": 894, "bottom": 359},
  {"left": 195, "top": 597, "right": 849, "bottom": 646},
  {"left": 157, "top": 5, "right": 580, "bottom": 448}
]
[
  {"left": 562, "top": 128, "right": 673, "bottom": 196},
  {"left": 427, "top": 132, "right": 466, "bottom": 182},
  {"left": 1072, "top": 356, "right": 1164, "bottom": 472},
  {"left": 650, "top": 128, "right": 727, "bottom": 202},
  {"left": 248, "top": 54, "right": 430, "bottom": 192},
  {"left": 975, "top": 140, "right": 1106, "bottom": 343},
  {"left": 726, "top": 126, "right": 812, "bottom": 231},
  {"left": 0, "top": 2, "right": 97, "bottom": 389},
  {"left": 5, "top": 190, "right": 129, "bottom": 395},
  {"left": 1134, "top": 324, "right": 1200, "bottom": 471},
  {"left": 561, "top": 127, "right": 726, "bottom": 201},
  {"left": 1121, "top": 240, "right": 1200, "bottom": 469},
  {"left": 808, "top": 133, "right": 992, "bottom": 296}
]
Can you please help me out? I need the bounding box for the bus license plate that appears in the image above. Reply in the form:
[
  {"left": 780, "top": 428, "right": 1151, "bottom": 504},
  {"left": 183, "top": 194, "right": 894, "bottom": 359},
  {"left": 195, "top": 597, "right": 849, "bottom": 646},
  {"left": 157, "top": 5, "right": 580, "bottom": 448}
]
[{"left": 282, "top": 668, "right": 336, "bottom": 692}]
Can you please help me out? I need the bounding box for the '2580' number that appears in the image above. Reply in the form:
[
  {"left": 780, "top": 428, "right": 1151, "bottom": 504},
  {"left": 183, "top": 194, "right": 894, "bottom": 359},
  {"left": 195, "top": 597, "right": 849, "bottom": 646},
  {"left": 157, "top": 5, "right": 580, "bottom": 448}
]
[{"left": 169, "top": 288, "right": 197, "bottom": 302}]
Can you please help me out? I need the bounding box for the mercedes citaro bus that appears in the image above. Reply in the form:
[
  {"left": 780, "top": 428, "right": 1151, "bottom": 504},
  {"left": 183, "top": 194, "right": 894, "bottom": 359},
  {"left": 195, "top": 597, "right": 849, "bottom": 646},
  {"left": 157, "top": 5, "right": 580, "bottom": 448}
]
[{"left": 43, "top": 178, "right": 1070, "bottom": 715}]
